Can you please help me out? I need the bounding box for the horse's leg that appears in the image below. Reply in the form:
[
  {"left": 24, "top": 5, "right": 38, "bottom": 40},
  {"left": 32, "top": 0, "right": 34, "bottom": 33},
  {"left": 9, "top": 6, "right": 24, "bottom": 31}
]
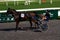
[
  {"left": 34, "top": 22, "right": 37, "bottom": 28},
  {"left": 15, "top": 20, "right": 19, "bottom": 31},
  {"left": 35, "top": 22, "right": 40, "bottom": 29},
  {"left": 29, "top": 20, "right": 32, "bottom": 28},
  {"left": 28, "top": 17, "right": 33, "bottom": 28}
]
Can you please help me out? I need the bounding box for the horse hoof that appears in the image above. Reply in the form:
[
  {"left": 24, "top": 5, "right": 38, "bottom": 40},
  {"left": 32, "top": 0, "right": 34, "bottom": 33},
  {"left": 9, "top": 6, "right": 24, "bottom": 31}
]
[
  {"left": 15, "top": 29, "right": 17, "bottom": 32},
  {"left": 33, "top": 29, "right": 42, "bottom": 32},
  {"left": 42, "top": 28, "right": 48, "bottom": 31},
  {"left": 29, "top": 27, "right": 33, "bottom": 29},
  {"left": 30, "top": 27, "right": 36, "bottom": 29}
]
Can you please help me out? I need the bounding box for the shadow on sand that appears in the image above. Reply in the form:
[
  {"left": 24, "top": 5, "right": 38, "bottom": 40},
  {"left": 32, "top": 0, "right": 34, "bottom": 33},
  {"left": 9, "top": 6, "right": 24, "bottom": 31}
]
[{"left": 0, "top": 27, "right": 42, "bottom": 32}]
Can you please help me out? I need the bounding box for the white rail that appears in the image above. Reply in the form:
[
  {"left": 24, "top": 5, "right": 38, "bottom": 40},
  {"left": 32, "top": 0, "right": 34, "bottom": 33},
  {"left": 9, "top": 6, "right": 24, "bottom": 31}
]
[{"left": 0, "top": 7, "right": 60, "bottom": 13}]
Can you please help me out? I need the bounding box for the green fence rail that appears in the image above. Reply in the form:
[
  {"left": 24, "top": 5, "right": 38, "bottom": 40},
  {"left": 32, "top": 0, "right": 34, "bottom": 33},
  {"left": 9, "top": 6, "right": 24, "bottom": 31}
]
[
  {"left": 35, "top": 10, "right": 58, "bottom": 19},
  {"left": 0, "top": 13, "right": 14, "bottom": 23}
]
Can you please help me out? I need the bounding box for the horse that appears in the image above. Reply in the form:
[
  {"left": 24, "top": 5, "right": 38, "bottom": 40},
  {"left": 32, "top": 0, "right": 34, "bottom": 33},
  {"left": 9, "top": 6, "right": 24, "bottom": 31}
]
[{"left": 6, "top": 8, "right": 40, "bottom": 31}]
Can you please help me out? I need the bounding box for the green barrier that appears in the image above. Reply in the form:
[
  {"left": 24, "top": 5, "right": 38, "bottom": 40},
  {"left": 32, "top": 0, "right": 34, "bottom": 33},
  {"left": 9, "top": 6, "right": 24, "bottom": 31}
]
[
  {"left": 50, "top": 10, "right": 58, "bottom": 19},
  {"left": 35, "top": 10, "right": 58, "bottom": 19},
  {"left": 0, "top": 13, "right": 14, "bottom": 23}
]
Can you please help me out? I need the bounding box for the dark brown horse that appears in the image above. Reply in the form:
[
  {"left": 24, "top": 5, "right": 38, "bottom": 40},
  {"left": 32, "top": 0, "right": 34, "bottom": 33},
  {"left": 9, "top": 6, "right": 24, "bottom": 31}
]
[{"left": 6, "top": 8, "right": 39, "bottom": 31}]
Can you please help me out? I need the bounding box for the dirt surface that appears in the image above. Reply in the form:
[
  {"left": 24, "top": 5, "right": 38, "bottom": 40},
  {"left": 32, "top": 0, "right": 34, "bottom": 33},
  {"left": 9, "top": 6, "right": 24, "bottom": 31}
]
[{"left": 0, "top": 20, "right": 60, "bottom": 40}]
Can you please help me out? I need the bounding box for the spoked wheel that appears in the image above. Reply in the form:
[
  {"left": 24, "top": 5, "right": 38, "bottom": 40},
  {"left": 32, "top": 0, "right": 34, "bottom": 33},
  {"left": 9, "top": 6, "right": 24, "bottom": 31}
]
[
  {"left": 34, "top": 21, "right": 48, "bottom": 32},
  {"left": 41, "top": 24, "right": 48, "bottom": 31},
  {"left": 32, "top": 22, "right": 42, "bottom": 32}
]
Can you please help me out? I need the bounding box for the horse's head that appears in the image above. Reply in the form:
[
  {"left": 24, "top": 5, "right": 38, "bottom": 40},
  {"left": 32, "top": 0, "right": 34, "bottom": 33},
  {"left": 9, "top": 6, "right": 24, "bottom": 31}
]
[
  {"left": 7, "top": 8, "right": 12, "bottom": 14},
  {"left": 6, "top": 8, "right": 11, "bottom": 16},
  {"left": 7, "top": 8, "right": 17, "bottom": 16},
  {"left": 6, "top": 8, "right": 17, "bottom": 17}
]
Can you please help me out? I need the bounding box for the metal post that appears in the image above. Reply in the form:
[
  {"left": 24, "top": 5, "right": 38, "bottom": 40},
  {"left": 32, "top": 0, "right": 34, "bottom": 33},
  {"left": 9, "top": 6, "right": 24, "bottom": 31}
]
[
  {"left": 50, "top": 0, "right": 52, "bottom": 4},
  {"left": 39, "top": 0, "right": 41, "bottom": 4},
  {"left": 17, "top": 0, "right": 18, "bottom": 6},
  {"left": 6, "top": 0, "right": 8, "bottom": 6},
  {"left": 14, "top": 0, "right": 16, "bottom": 6}
]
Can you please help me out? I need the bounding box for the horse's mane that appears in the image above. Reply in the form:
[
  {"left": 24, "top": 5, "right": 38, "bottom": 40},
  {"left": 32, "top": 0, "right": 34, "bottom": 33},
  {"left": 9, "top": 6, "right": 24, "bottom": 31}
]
[
  {"left": 8, "top": 8, "right": 18, "bottom": 13},
  {"left": 12, "top": 9, "right": 18, "bottom": 13}
]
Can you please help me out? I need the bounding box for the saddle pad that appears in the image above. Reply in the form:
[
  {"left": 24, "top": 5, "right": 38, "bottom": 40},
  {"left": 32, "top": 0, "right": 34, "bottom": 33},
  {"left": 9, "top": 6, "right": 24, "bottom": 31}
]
[{"left": 21, "top": 13, "right": 25, "bottom": 18}]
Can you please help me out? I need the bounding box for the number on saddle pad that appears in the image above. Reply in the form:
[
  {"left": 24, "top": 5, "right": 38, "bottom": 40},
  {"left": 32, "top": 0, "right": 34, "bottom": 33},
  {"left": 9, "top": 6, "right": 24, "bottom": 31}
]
[{"left": 21, "top": 13, "right": 25, "bottom": 18}]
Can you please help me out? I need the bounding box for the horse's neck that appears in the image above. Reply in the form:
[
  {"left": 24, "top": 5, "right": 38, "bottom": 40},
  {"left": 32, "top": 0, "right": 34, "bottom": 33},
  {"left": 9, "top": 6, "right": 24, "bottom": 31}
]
[
  {"left": 12, "top": 10, "right": 17, "bottom": 15},
  {"left": 11, "top": 10, "right": 19, "bottom": 19}
]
